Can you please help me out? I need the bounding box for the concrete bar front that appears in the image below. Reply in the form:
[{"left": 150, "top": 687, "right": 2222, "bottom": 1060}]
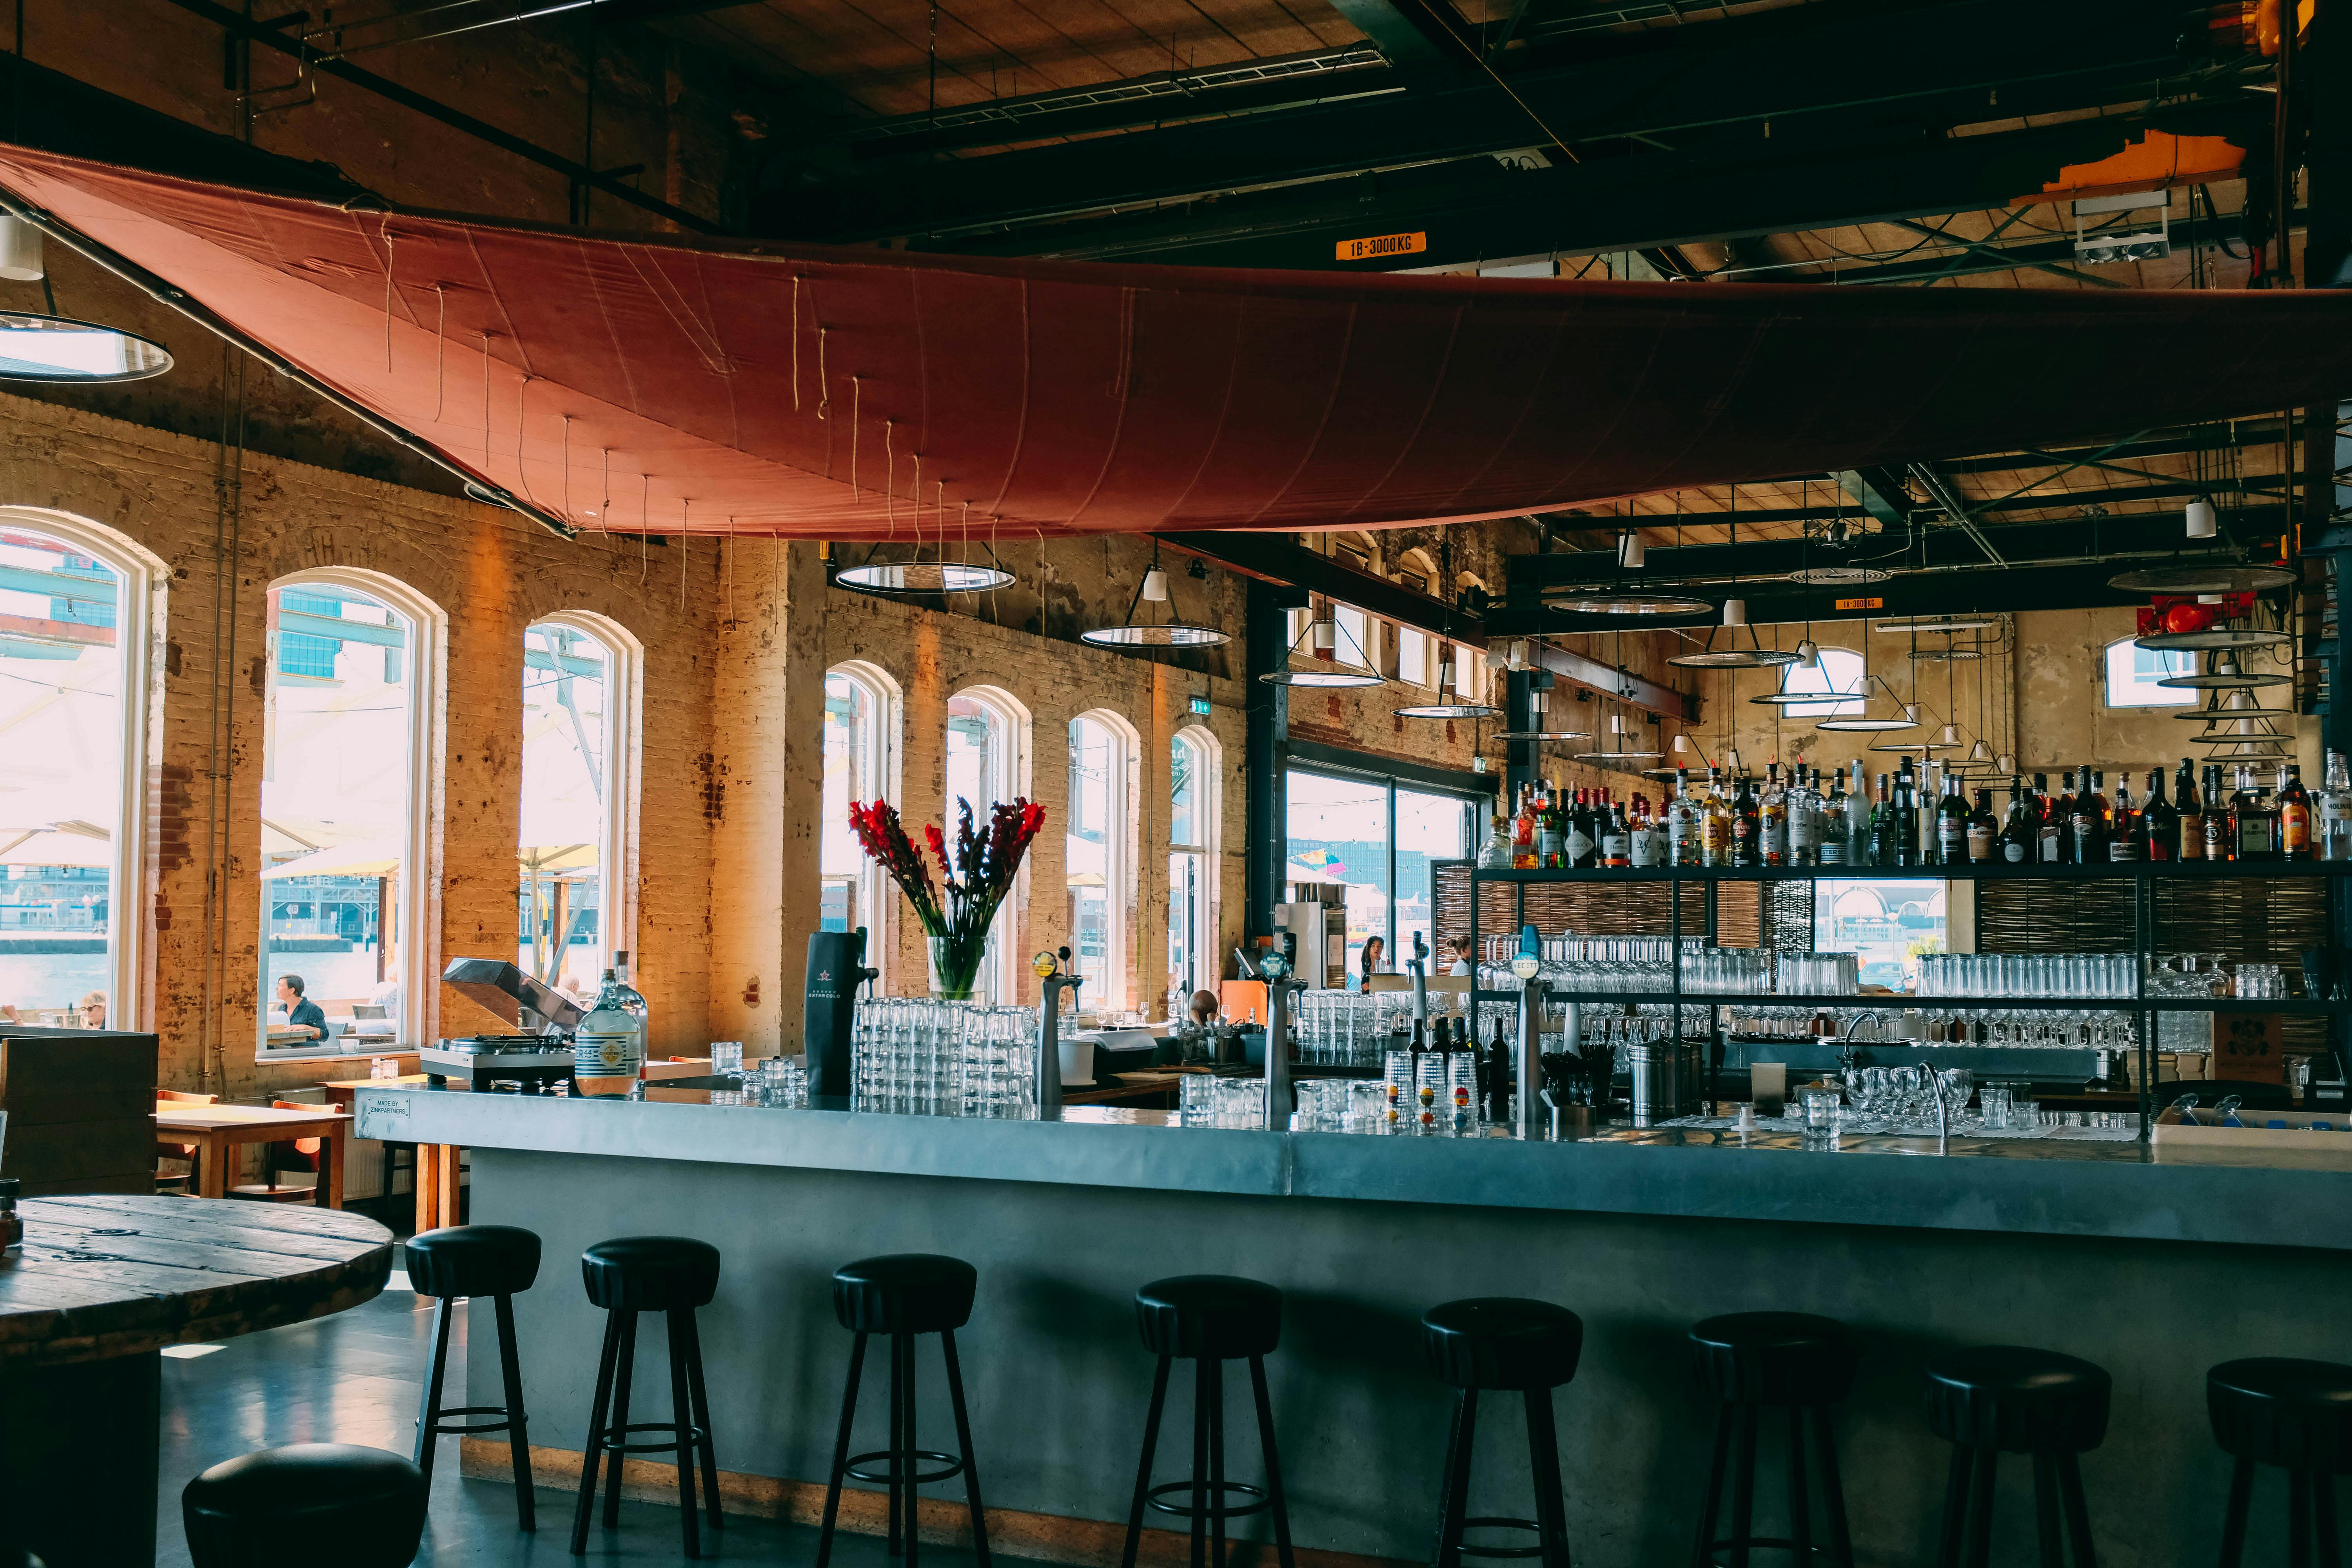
[{"left": 359, "top": 1086, "right": 2352, "bottom": 1566}]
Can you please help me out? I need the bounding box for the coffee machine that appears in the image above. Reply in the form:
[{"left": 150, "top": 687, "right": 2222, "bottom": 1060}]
[
  {"left": 420, "top": 958, "right": 584, "bottom": 1092},
  {"left": 803, "top": 927, "right": 877, "bottom": 1099}
]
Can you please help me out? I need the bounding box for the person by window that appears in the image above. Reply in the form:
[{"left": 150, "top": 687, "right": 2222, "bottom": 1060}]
[
  {"left": 1446, "top": 936, "right": 1473, "bottom": 977},
  {"left": 1188, "top": 989, "right": 1220, "bottom": 1026},
  {"left": 1359, "top": 935, "right": 1386, "bottom": 993},
  {"left": 77, "top": 991, "right": 107, "bottom": 1029},
  {"left": 276, "top": 975, "right": 326, "bottom": 1043}
]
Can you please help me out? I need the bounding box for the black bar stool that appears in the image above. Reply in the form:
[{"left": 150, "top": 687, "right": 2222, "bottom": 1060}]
[
  {"left": 2206, "top": 1357, "right": 2352, "bottom": 1565},
  {"left": 569, "top": 1236, "right": 723, "bottom": 1560},
  {"left": 1119, "top": 1275, "right": 1295, "bottom": 1568},
  {"left": 815, "top": 1254, "right": 991, "bottom": 1568},
  {"left": 183, "top": 1443, "right": 428, "bottom": 1566},
  {"left": 404, "top": 1223, "right": 541, "bottom": 1529},
  {"left": 1688, "top": 1312, "right": 1856, "bottom": 1568},
  {"left": 1421, "top": 1297, "right": 1582, "bottom": 1568},
  {"left": 1923, "top": 1345, "right": 2109, "bottom": 1568}
]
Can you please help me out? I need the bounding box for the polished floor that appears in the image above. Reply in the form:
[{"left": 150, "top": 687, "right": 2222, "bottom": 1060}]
[{"left": 157, "top": 1256, "right": 1013, "bottom": 1567}]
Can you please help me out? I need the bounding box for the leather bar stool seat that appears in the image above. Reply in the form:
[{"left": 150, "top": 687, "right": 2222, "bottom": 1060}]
[
  {"left": 1923, "top": 1345, "right": 2111, "bottom": 1568},
  {"left": 404, "top": 1224, "right": 541, "bottom": 1300},
  {"left": 2207, "top": 1357, "right": 2352, "bottom": 1563},
  {"left": 832, "top": 1254, "right": 977, "bottom": 1336},
  {"left": 580, "top": 1236, "right": 720, "bottom": 1313},
  {"left": 183, "top": 1444, "right": 427, "bottom": 1567},
  {"left": 1686, "top": 1312, "right": 1858, "bottom": 1567}
]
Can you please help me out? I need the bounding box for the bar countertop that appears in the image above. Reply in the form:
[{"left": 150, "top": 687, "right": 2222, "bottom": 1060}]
[{"left": 356, "top": 1082, "right": 2352, "bottom": 1253}]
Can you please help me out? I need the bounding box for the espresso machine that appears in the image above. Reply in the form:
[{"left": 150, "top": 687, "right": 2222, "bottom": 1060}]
[
  {"left": 803, "top": 927, "right": 877, "bottom": 1100},
  {"left": 421, "top": 958, "right": 584, "bottom": 1092}
]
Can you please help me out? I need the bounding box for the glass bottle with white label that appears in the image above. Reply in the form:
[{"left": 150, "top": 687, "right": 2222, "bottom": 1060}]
[
  {"left": 574, "top": 968, "right": 644, "bottom": 1095},
  {"left": 2321, "top": 753, "right": 2352, "bottom": 862}
]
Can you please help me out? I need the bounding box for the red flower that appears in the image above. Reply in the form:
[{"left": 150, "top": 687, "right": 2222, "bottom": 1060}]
[{"left": 850, "top": 795, "right": 1048, "bottom": 954}]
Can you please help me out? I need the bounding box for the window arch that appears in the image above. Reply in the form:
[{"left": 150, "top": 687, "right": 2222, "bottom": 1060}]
[
  {"left": 1167, "top": 724, "right": 1222, "bottom": 1003},
  {"left": 945, "top": 686, "right": 1031, "bottom": 1002},
  {"left": 258, "top": 568, "right": 445, "bottom": 1055},
  {"left": 823, "top": 660, "right": 902, "bottom": 984},
  {"left": 0, "top": 508, "right": 163, "bottom": 1031},
  {"left": 1777, "top": 647, "right": 1867, "bottom": 717},
  {"left": 1067, "top": 709, "right": 1138, "bottom": 1009},
  {"left": 519, "top": 613, "right": 641, "bottom": 1001}
]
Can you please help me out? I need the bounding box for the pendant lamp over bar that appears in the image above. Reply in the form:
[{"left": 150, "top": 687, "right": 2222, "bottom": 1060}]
[
  {"left": 1081, "top": 548, "right": 1230, "bottom": 648},
  {"left": 1396, "top": 540, "right": 1502, "bottom": 718},
  {"left": 1491, "top": 690, "right": 1590, "bottom": 742},
  {"left": 1551, "top": 591, "right": 1715, "bottom": 618},
  {"left": 1259, "top": 604, "right": 1380, "bottom": 686}
]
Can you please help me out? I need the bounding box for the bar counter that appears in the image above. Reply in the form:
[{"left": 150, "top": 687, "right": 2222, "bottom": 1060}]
[{"left": 359, "top": 1084, "right": 2352, "bottom": 1565}]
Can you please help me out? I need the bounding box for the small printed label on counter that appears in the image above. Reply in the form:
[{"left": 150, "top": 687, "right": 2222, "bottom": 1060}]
[{"left": 1336, "top": 230, "right": 1426, "bottom": 261}]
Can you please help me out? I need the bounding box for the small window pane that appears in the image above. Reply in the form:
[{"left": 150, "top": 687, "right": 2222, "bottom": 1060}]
[
  {"left": 2103, "top": 638, "right": 2196, "bottom": 708},
  {"left": 1776, "top": 648, "right": 1866, "bottom": 716}
]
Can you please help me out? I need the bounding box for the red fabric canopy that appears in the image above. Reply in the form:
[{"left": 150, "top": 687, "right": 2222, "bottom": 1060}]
[{"left": 3, "top": 143, "right": 2350, "bottom": 541}]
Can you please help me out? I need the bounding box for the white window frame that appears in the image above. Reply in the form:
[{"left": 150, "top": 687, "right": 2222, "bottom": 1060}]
[
  {"left": 1168, "top": 725, "right": 1221, "bottom": 999},
  {"left": 945, "top": 685, "right": 1032, "bottom": 1004},
  {"left": 1332, "top": 604, "right": 1378, "bottom": 673},
  {"left": 1066, "top": 709, "right": 1138, "bottom": 1011},
  {"left": 1396, "top": 624, "right": 1432, "bottom": 688},
  {"left": 258, "top": 568, "right": 446, "bottom": 1058},
  {"left": 824, "top": 660, "right": 902, "bottom": 988},
  {"left": 1777, "top": 647, "right": 1868, "bottom": 717},
  {"left": 2102, "top": 637, "right": 2197, "bottom": 708},
  {"left": 0, "top": 507, "right": 165, "bottom": 1031},
  {"left": 523, "top": 611, "right": 642, "bottom": 988}
]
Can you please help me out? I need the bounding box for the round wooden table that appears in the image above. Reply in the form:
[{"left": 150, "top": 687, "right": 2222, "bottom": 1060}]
[{"left": 0, "top": 1194, "right": 393, "bottom": 1563}]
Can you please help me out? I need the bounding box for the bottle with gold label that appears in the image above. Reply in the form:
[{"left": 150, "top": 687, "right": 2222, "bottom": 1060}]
[
  {"left": 2279, "top": 762, "right": 2315, "bottom": 860},
  {"left": 1700, "top": 767, "right": 1734, "bottom": 867}
]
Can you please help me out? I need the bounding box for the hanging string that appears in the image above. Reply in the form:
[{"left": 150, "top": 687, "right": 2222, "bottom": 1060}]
[
  {"left": 884, "top": 420, "right": 897, "bottom": 535},
  {"left": 791, "top": 276, "right": 802, "bottom": 412},
  {"left": 480, "top": 333, "right": 494, "bottom": 470},
  {"left": 379, "top": 221, "right": 397, "bottom": 372},
  {"left": 599, "top": 447, "right": 611, "bottom": 532},
  {"left": 680, "top": 500, "right": 690, "bottom": 618},
  {"left": 849, "top": 377, "right": 862, "bottom": 499},
  {"left": 512, "top": 374, "right": 542, "bottom": 506},
  {"left": 430, "top": 286, "right": 448, "bottom": 420},
  {"left": 725, "top": 513, "right": 737, "bottom": 626},
  {"left": 817, "top": 327, "right": 831, "bottom": 421},
  {"left": 559, "top": 415, "right": 572, "bottom": 520},
  {"left": 640, "top": 474, "right": 650, "bottom": 585}
]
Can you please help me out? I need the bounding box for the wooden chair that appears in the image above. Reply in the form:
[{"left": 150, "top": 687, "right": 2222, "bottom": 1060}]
[
  {"left": 156, "top": 1088, "right": 214, "bottom": 1194},
  {"left": 227, "top": 1100, "right": 323, "bottom": 1203}
]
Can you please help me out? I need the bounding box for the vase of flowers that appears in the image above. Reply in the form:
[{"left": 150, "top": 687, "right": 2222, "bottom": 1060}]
[{"left": 848, "top": 795, "right": 1047, "bottom": 1001}]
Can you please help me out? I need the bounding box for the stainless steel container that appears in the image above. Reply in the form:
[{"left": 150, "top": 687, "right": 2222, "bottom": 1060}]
[{"left": 1626, "top": 1040, "right": 1700, "bottom": 1127}]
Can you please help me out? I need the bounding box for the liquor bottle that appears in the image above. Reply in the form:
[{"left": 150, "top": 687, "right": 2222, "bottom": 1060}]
[
  {"left": 2203, "top": 766, "right": 2232, "bottom": 862},
  {"left": 1998, "top": 779, "right": 2035, "bottom": 864},
  {"left": 2107, "top": 773, "right": 2140, "bottom": 861},
  {"left": 1701, "top": 767, "right": 1735, "bottom": 867},
  {"left": 2279, "top": 763, "right": 2314, "bottom": 861},
  {"left": 1730, "top": 772, "right": 1761, "bottom": 867},
  {"left": 2322, "top": 753, "right": 2352, "bottom": 862},
  {"left": 1602, "top": 797, "right": 1631, "bottom": 867},
  {"left": 1914, "top": 762, "right": 1939, "bottom": 864},
  {"left": 1845, "top": 766, "right": 1871, "bottom": 864},
  {"left": 2235, "top": 766, "right": 2277, "bottom": 861},
  {"left": 2071, "top": 769, "right": 2108, "bottom": 862},
  {"left": 2141, "top": 768, "right": 2176, "bottom": 863},
  {"left": 2048, "top": 771, "right": 2077, "bottom": 863},
  {"left": 1869, "top": 773, "right": 1897, "bottom": 866},
  {"left": 1887, "top": 769, "right": 1915, "bottom": 867},
  {"left": 1536, "top": 784, "right": 1563, "bottom": 869},
  {"left": 1815, "top": 767, "right": 1846, "bottom": 867},
  {"left": 1666, "top": 770, "right": 1696, "bottom": 865},
  {"left": 1935, "top": 773, "right": 1971, "bottom": 864},
  {"left": 2176, "top": 758, "right": 2203, "bottom": 862},
  {"left": 1966, "top": 787, "right": 1997, "bottom": 862},
  {"left": 1485, "top": 1013, "right": 1513, "bottom": 1124},
  {"left": 1512, "top": 786, "right": 1537, "bottom": 870},
  {"left": 1555, "top": 788, "right": 1584, "bottom": 868},
  {"left": 1760, "top": 763, "right": 1789, "bottom": 867},
  {"left": 1629, "top": 794, "right": 1659, "bottom": 867},
  {"left": 575, "top": 965, "right": 647, "bottom": 1094}
]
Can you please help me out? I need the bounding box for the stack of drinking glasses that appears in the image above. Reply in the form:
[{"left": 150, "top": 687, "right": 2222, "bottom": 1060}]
[
  {"left": 850, "top": 997, "right": 1039, "bottom": 1117},
  {"left": 1915, "top": 953, "right": 2137, "bottom": 999},
  {"left": 1773, "top": 953, "right": 1859, "bottom": 996},
  {"left": 1680, "top": 947, "right": 1772, "bottom": 996},
  {"left": 2234, "top": 962, "right": 2288, "bottom": 1000}
]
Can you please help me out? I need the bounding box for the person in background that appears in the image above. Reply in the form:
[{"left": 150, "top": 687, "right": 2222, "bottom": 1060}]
[
  {"left": 276, "top": 974, "right": 326, "bottom": 1042},
  {"left": 1358, "top": 935, "right": 1385, "bottom": 993},
  {"left": 78, "top": 991, "right": 107, "bottom": 1029},
  {"left": 1187, "top": 989, "right": 1220, "bottom": 1026},
  {"left": 1446, "top": 936, "right": 1474, "bottom": 977}
]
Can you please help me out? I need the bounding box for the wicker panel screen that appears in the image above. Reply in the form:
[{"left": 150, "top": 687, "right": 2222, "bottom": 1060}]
[{"left": 1434, "top": 863, "right": 1745, "bottom": 948}]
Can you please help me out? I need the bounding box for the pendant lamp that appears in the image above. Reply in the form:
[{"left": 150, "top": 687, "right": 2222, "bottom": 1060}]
[
  {"left": 1082, "top": 550, "right": 1231, "bottom": 648},
  {"left": 1259, "top": 606, "right": 1381, "bottom": 686},
  {"left": 0, "top": 216, "right": 172, "bottom": 383}
]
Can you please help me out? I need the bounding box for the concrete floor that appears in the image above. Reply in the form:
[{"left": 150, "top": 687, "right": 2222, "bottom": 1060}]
[{"left": 156, "top": 1256, "right": 1015, "bottom": 1568}]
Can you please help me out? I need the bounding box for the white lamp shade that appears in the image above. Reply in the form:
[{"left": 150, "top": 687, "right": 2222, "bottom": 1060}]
[
  {"left": 1722, "top": 598, "right": 1747, "bottom": 627},
  {"left": 2186, "top": 499, "right": 2217, "bottom": 539},
  {"left": 1508, "top": 640, "right": 1529, "bottom": 670},
  {"left": 1314, "top": 619, "right": 1335, "bottom": 652},
  {"left": 1673, "top": 734, "right": 1691, "bottom": 754},
  {"left": 1142, "top": 568, "right": 1169, "bottom": 602},
  {"left": 1795, "top": 639, "right": 1819, "bottom": 667},
  {"left": 0, "top": 218, "right": 41, "bottom": 283},
  {"left": 1618, "top": 533, "right": 1646, "bottom": 568},
  {"left": 1936, "top": 724, "right": 1960, "bottom": 746}
]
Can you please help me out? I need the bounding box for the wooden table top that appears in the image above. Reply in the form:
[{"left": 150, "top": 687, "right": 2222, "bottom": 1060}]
[
  {"left": 152, "top": 1105, "right": 352, "bottom": 1132},
  {"left": 0, "top": 1194, "right": 391, "bottom": 1367}
]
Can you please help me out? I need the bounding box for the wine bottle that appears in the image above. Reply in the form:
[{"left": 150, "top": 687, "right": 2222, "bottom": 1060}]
[
  {"left": 2141, "top": 768, "right": 2176, "bottom": 864},
  {"left": 2047, "top": 771, "right": 2076, "bottom": 864},
  {"left": 2072, "top": 768, "right": 2108, "bottom": 862},
  {"left": 2176, "top": 758, "right": 2203, "bottom": 862},
  {"left": 1936, "top": 773, "right": 1971, "bottom": 864},
  {"left": 2106, "top": 773, "right": 2139, "bottom": 861},
  {"left": 1730, "top": 773, "right": 1761, "bottom": 867},
  {"left": 1997, "top": 779, "right": 2034, "bottom": 864},
  {"left": 1891, "top": 769, "right": 1918, "bottom": 867}
]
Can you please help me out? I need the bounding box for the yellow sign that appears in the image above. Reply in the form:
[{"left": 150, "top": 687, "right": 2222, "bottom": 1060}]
[
  {"left": 1336, "top": 230, "right": 1427, "bottom": 262},
  {"left": 1833, "top": 597, "right": 1886, "bottom": 611}
]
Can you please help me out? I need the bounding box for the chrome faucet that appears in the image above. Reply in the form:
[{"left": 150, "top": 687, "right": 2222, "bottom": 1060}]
[{"left": 1842, "top": 1014, "right": 1884, "bottom": 1041}]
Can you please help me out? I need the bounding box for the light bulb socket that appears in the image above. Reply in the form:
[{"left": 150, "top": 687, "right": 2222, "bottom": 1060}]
[{"left": 2186, "top": 499, "right": 2218, "bottom": 539}]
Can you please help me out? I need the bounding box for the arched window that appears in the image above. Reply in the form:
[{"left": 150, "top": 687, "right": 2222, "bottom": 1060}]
[
  {"left": 822, "top": 661, "right": 900, "bottom": 982},
  {"left": 1777, "top": 647, "right": 1867, "bottom": 716},
  {"left": 519, "top": 614, "right": 640, "bottom": 1001},
  {"left": 1066, "top": 711, "right": 1136, "bottom": 1008},
  {"left": 945, "top": 686, "right": 1030, "bottom": 1002},
  {"left": 2103, "top": 637, "right": 2195, "bottom": 708},
  {"left": 0, "top": 509, "right": 162, "bottom": 1029},
  {"left": 1167, "top": 726, "right": 1221, "bottom": 1003},
  {"left": 258, "top": 570, "right": 445, "bottom": 1054}
]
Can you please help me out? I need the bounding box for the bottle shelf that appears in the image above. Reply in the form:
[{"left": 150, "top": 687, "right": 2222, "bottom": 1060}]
[
  {"left": 1470, "top": 989, "right": 2345, "bottom": 1014},
  {"left": 1468, "top": 860, "right": 2352, "bottom": 884}
]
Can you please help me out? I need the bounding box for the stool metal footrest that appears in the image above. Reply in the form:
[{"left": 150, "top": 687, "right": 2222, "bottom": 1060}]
[
  {"left": 1143, "top": 1477, "right": 1272, "bottom": 1521},
  {"left": 1455, "top": 1515, "right": 1546, "bottom": 1560},
  {"left": 1702, "top": 1536, "right": 1843, "bottom": 1565},
  {"left": 424, "top": 1404, "right": 519, "bottom": 1439},
  {"left": 845, "top": 1448, "right": 969, "bottom": 1487},
  {"left": 595, "top": 1419, "right": 708, "bottom": 1457}
]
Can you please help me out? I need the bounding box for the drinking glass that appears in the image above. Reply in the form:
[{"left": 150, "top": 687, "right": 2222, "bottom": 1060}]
[
  {"left": 1348, "top": 1079, "right": 1387, "bottom": 1134},
  {"left": 1180, "top": 1073, "right": 1218, "bottom": 1124}
]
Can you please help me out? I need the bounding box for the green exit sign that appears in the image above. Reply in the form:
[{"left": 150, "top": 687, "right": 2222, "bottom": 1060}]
[{"left": 1189, "top": 697, "right": 1213, "bottom": 716}]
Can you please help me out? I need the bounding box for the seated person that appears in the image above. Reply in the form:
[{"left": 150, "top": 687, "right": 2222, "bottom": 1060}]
[
  {"left": 274, "top": 974, "right": 330, "bottom": 1043},
  {"left": 1446, "top": 936, "right": 1474, "bottom": 977},
  {"left": 78, "top": 991, "right": 107, "bottom": 1029}
]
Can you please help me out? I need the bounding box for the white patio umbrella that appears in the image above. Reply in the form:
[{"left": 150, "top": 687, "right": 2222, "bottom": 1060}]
[{"left": 0, "top": 819, "right": 111, "bottom": 867}]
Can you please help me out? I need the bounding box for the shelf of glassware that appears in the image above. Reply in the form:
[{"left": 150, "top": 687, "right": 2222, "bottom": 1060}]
[
  {"left": 1466, "top": 860, "right": 2352, "bottom": 884},
  {"left": 1468, "top": 989, "right": 2348, "bottom": 1014}
]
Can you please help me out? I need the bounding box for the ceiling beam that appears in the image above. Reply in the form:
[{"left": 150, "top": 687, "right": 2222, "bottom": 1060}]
[
  {"left": 1152, "top": 530, "right": 1486, "bottom": 648},
  {"left": 1323, "top": 0, "right": 1459, "bottom": 73},
  {"left": 758, "top": 0, "right": 2189, "bottom": 243}
]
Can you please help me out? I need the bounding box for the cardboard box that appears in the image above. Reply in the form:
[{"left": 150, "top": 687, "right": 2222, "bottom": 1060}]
[{"left": 2212, "top": 1013, "right": 2286, "bottom": 1083}]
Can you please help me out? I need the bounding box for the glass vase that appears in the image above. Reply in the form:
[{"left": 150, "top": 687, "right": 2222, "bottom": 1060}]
[{"left": 928, "top": 934, "right": 986, "bottom": 1001}]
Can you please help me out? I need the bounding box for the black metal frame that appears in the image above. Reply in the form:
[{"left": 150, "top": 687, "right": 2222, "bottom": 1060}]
[
  {"left": 1120, "top": 1350, "right": 1295, "bottom": 1568},
  {"left": 571, "top": 1299, "right": 724, "bottom": 1558},
  {"left": 1466, "top": 860, "right": 2352, "bottom": 1142},
  {"left": 815, "top": 1328, "right": 991, "bottom": 1568},
  {"left": 414, "top": 1289, "right": 534, "bottom": 1531}
]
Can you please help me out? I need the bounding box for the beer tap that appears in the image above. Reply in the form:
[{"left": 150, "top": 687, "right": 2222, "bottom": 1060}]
[
  {"left": 1261, "top": 931, "right": 1306, "bottom": 1130},
  {"left": 1407, "top": 931, "right": 1429, "bottom": 1025},
  {"left": 1512, "top": 925, "right": 1550, "bottom": 1142},
  {"left": 1034, "top": 947, "right": 1082, "bottom": 1118}
]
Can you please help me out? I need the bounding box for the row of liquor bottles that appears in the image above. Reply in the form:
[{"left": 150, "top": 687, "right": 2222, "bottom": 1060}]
[{"left": 1485, "top": 754, "right": 2352, "bottom": 870}]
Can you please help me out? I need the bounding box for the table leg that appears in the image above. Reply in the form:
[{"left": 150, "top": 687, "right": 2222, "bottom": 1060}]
[
  {"left": 415, "top": 1143, "right": 460, "bottom": 1236},
  {"left": 196, "top": 1134, "right": 227, "bottom": 1200},
  {"left": 318, "top": 1124, "right": 346, "bottom": 1210}
]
